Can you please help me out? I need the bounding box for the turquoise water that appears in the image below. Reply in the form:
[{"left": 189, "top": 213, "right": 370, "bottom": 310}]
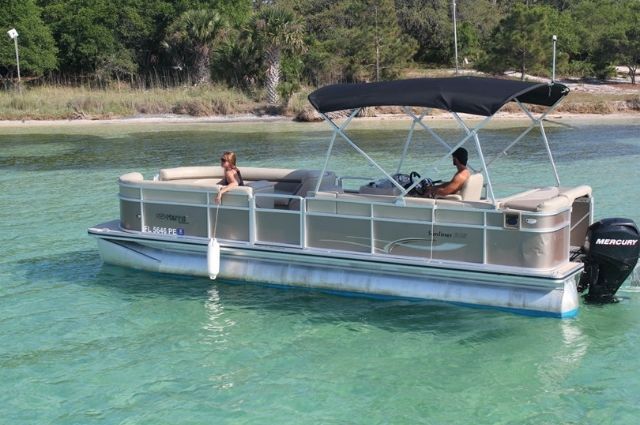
[{"left": 2, "top": 118, "right": 640, "bottom": 424}]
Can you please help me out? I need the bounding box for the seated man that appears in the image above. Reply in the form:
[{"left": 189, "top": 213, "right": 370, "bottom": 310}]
[{"left": 426, "top": 147, "right": 470, "bottom": 198}]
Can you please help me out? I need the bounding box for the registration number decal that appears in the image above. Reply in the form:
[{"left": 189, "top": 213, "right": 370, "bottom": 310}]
[{"left": 143, "top": 226, "right": 185, "bottom": 236}]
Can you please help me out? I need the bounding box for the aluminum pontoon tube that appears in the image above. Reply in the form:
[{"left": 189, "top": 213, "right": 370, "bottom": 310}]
[{"left": 94, "top": 237, "right": 581, "bottom": 318}]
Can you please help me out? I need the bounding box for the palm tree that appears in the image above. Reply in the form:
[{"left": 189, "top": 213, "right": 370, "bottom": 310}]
[
  {"left": 165, "top": 9, "right": 225, "bottom": 85},
  {"left": 254, "top": 6, "right": 305, "bottom": 104}
]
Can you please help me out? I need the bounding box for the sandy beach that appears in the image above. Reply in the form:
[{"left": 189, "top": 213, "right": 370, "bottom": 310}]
[
  {"left": 0, "top": 114, "right": 291, "bottom": 127},
  {"left": 0, "top": 111, "right": 638, "bottom": 129}
]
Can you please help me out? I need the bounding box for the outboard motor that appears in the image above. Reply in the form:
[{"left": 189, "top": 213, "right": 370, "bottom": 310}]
[{"left": 576, "top": 218, "right": 640, "bottom": 303}]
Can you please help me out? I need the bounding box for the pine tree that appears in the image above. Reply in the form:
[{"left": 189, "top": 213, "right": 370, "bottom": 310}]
[{"left": 480, "top": 4, "right": 553, "bottom": 79}]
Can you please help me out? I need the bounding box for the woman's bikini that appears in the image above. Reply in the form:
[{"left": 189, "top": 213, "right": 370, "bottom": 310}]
[{"left": 222, "top": 167, "right": 244, "bottom": 186}]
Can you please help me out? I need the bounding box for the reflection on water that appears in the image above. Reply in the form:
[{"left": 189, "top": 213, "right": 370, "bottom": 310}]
[
  {"left": 536, "top": 321, "right": 588, "bottom": 392},
  {"left": 202, "top": 286, "right": 235, "bottom": 348},
  {"left": 202, "top": 287, "right": 238, "bottom": 391},
  {"left": 560, "top": 320, "right": 588, "bottom": 365}
]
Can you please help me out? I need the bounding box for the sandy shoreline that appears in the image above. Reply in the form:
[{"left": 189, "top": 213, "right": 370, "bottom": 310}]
[
  {"left": 0, "top": 114, "right": 291, "bottom": 127},
  {"left": 0, "top": 111, "right": 639, "bottom": 128}
]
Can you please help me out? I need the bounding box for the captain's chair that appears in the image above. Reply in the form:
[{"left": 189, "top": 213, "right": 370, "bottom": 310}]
[{"left": 442, "top": 173, "right": 484, "bottom": 201}]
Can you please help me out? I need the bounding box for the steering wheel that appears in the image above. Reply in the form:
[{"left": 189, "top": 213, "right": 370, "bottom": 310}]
[{"left": 409, "top": 171, "right": 428, "bottom": 196}]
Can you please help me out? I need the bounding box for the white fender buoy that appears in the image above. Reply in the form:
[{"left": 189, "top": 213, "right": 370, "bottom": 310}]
[{"left": 207, "top": 238, "right": 220, "bottom": 280}]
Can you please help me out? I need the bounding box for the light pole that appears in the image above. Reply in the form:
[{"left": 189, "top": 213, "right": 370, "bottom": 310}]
[
  {"left": 7, "top": 28, "right": 21, "bottom": 88},
  {"left": 452, "top": 0, "right": 459, "bottom": 75},
  {"left": 551, "top": 35, "right": 557, "bottom": 83}
]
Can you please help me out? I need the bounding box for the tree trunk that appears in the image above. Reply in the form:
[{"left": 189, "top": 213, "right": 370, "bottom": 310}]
[
  {"left": 521, "top": 50, "right": 526, "bottom": 81},
  {"left": 265, "top": 47, "right": 281, "bottom": 104},
  {"left": 193, "top": 44, "right": 211, "bottom": 85},
  {"left": 629, "top": 65, "right": 637, "bottom": 84}
]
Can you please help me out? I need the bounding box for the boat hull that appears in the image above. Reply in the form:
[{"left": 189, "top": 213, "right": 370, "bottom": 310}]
[{"left": 92, "top": 231, "right": 581, "bottom": 318}]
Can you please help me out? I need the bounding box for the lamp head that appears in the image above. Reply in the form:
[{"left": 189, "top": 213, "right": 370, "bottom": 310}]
[{"left": 7, "top": 28, "right": 18, "bottom": 40}]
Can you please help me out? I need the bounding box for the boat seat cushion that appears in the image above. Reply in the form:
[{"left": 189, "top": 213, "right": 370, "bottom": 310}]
[
  {"left": 441, "top": 172, "right": 484, "bottom": 201},
  {"left": 119, "top": 172, "right": 144, "bottom": 183},
  {"left": 155, "top": 166, "right": 339, "bottom": 210},
  {"left": 158, "top": 166, "right": 328, "bottom": 182},
  {"left": 159, "top": 166, "right": 222, "bottom": 181},
  {"left": 502, "top": 185, "right": 592, "bottom": 212},
  {"left": 247, "top": 180, "right": 275, "bottom": 208}
]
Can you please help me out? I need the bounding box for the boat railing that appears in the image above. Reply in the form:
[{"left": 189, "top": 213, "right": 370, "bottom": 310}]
[
  {"left": 252, "top": 192, "right": 306, "bottom": 248},
  {"left": 118, "top": 176, "right": 582, "bottom": 269}
]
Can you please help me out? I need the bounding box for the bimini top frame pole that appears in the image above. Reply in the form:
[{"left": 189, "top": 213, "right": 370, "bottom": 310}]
[
  {"left": 451, "top": 112, "right": 496, "bottom": 203},
  {"left": 517, "top": 99, "right": 562, "bottom": 186},
  {"left": 396, "top": 109, "right": 423, "bottom": 174},
  {"left": 314, "top": 108, "right": 359, "bottom": 194},
  {"left": 485, "top": 96, "right": 566, "bottom": 187},
  {"left": 313, "top": 102, "right": 563, "bottom": 206},
  {"left": 314, "top": 106, "right": 498, "bottom": 204},
  {"left": 308, "top": 77, "right": 570, "bottom": 201},
  {"left": 397, "top": 113, "right": 494, "bottom": 203},
  {"left": 403, "top": 107, "right": 455, "bottom": 154},
  {"left": 314, "top": 109, "right": 407, "bottom": 195}
]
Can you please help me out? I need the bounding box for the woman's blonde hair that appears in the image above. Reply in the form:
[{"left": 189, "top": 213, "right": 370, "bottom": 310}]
[{"left": 220, "top": 151, "right": 237, "bottom": 167}]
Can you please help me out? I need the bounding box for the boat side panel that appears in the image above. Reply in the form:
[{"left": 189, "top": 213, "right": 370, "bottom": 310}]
[
  {"left": 429, "top": 225, "right": 485, "bottom": 263},
  {"left": 373, "top": 205, "right": 432, "bottom": 221},
  {"left": 120, "top": 200, "right": 141, "bottom": 231},
  {"left": 307, "top": 197, "right": 337, "bottom": 214},
  {"left": 336, "top": 201, "right": 370, "bottom": 217},
  {"left": 486, "top": 212, "right": 504, "bottom": 227},
  {"left": 209, "top": 208, "right": 250, "bottom": 241},
  {"left": 256, "top": 210, "right": 301, "bottom": 245},
  {"left": 436, "top": 208, "right": 484, "bottom": 225},
  {"left": 570, "top": 197, "right": 592, "bottom": 247},
  {"left": 144, "top": 188, "right": 208, "bottom": 205},
  {"left": 120, "top": 186, "right": 140, "bottom": 199},
  {"left": 486, "top": 210, "right": 568, "bottom": 229},
  {"left": 521, "top": 211, "right": 569, "bottom": 229},
  {"left": 487, "top": 227, "right": 570, "bottom": 268},
  {"left": 118, "top": 179, "right": 574, "bottom": 270},
  {"left": 144, "top": 203, "right": 208, "bottom": 237},
  {"left": 373, "top": 221, "right": 429, "bottom": 257},
  {"left": 307, "top": 215, "right": 371, "bottom": 252}
]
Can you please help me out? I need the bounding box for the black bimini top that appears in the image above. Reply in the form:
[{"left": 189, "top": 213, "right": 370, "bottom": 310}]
[{"left": 308, "top": 76, "right": 569, "bottom": 117}]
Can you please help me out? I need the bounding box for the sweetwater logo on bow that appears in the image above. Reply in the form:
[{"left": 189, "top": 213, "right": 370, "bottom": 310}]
[
  {"left": 595, "top": 238, "right": 638, "bottom": 246},
  {"left": 156, "top": 213, "right": 189, "bottom": 224}
]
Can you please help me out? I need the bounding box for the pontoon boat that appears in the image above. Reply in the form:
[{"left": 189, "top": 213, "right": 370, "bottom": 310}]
[{"left": 89, "top": 77, "right": 639, "bottom": 317}]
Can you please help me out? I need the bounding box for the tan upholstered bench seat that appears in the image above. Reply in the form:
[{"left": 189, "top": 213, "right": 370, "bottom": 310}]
[{"left": 501, "top": 185, "right": 592, "bottom": 212}]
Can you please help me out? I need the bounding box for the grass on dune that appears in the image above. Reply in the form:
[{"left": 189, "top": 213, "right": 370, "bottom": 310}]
[
  {"left": 0, "top": 85, "right": 258, "bottom": 120},
  {"left": 0, "top": 80, "right": 637, "bottom": 121}
]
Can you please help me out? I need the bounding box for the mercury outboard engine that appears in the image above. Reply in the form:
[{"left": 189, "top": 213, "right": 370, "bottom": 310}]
[{"left": 576, "top": 218, "right": 640, "bottom": 303}]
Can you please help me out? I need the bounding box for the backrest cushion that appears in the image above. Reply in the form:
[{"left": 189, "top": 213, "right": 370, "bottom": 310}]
[{"left": 459, "top": 173, "right": 484, "bottom": 201}]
